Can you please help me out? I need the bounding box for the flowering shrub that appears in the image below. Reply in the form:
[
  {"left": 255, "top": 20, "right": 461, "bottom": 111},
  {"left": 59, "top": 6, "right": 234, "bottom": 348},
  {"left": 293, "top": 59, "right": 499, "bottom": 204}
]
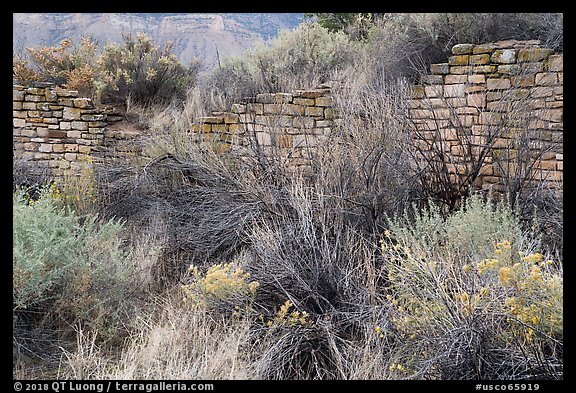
[
  {"left": 13, "top": 37, "right": 98, "bottom": 96},
  {"left": 381, "top": 194, "right": 563, "bottom": 379},
  {"left": 96, "top": 32, "right": 198, "bottom": 106},
  {"left": 13, "top": 33, "right": 197, "bottom": 106},
  {"left": 50, "top": 157, "right": 99, "bottom": 215},
  {"left": 181, "top": 262, "right": 259, "bottom": 309},
  {"left": 264, "top": 300, "right": 312, "bottom": 329}
]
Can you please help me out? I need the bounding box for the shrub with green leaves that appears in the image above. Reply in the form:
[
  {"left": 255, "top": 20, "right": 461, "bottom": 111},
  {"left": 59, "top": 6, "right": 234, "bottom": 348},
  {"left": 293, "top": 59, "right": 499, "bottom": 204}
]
[
  {"left": 96, "top": 32, "right": 199, "bottom": 106},
  {"left": 205, "top": 21, "right": 357, "bottom": 108},
  {"left": 13, "top": 186, "right": 134, "bottom": 344},
  {"left": 381, "top": 193, "right": 563, "bottom": 379},
  {"left": 13, "top": 37, "right": 98, "bottom": 96}
]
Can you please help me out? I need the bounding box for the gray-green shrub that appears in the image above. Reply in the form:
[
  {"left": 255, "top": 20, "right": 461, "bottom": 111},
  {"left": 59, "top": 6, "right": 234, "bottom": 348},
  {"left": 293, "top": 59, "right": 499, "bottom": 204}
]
[
  {"left": 95, "top": 32, "right": 198, "bottom": 106},
  {"left": 382, "top": 193, "right": 562, "bottom": 379},
  {"left": 13, "top": 186, "right": 134, "bottom": 344}
]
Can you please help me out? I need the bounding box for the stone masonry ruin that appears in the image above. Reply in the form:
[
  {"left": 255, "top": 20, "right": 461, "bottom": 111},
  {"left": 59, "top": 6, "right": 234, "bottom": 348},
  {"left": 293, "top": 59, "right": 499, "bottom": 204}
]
[
  {"left": 408, "top": 39, "right": 563, "bottom": 194},
  {"left": 13, "top": 40, "right": 563, "bottom": 194}
]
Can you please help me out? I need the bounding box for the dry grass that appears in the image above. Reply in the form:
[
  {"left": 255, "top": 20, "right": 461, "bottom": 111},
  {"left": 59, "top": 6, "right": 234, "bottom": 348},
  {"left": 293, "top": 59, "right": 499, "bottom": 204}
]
[{"left": 63, "top": 295, "right": 254, "bottom": 380}]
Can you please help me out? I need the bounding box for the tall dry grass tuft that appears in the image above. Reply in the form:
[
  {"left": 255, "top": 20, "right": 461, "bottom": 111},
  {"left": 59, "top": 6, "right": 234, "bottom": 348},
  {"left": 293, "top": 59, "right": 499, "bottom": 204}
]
[{"left": 56, "top": 294, "right": 254, "bottom": 380}]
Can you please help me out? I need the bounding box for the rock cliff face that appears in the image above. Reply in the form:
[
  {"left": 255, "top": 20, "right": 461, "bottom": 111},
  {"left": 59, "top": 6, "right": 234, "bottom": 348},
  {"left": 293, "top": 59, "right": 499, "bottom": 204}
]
[{"left": 13, "top": 13, "right": 303, "bottom": 71}]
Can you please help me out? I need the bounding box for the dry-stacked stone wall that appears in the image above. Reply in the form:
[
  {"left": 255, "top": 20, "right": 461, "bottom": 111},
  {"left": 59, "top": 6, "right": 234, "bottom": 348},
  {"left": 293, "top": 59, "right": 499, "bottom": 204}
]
[
  {"left": 408, "top": 40, "right": 563, "bottom": 192},
  {"left": 13, "top": 83, "right": 107, "bottom": 175},
  {"left": 12, "top": 40, "right": 563, "bottom": 195},
  {"left": 189, "top": 86, "right": 334, "bottom": 167}
]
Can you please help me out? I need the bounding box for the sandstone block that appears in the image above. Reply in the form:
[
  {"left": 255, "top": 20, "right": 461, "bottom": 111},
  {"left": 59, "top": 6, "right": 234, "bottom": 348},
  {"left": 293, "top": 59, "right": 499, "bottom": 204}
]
[
  {"left": 293, "top": 98, "right": 315, "bottom": 106},
  {"left": 25, "top": 94, "right": 43, "bottom": 102},
  {"left": 223, "top": 113, "right": 239, "bottom": 124},
  {"left": 467, "top": 94, "right": 486, "bottom": 108},
  {"left": 535, "top": 72, "right": 558, "bottom": 86},
  {"left": 57, "top": 97, "right": 74, "bottom": 106},
  {"left": 67, "top": 131, "right": 82, "bottom": 138},
  {"left": 487, "top": 78, "right": 511, "bottom": 90},
  {"left": 13, "top": 110, "right": 27, "bottom": 119},
  {"left": 520, "top": 63, "right": 544, "bottom": 75},
  {"left": 231, "top": 103, "right": 246, "bottom": 114},
  {"left": 315, "top": 96, "right": 332, "bottom": 107},
  {"left": 491, "top": 49, "right": 516, "bottom": 64},
  {"left": 497, "top": 64, "right": 521, "bottom": 75},
  {"left": 36, "top": 103, "right": 51, "bottom": 111},
  {"left": 293, "top": 117, "right": 315, "bottom": 128},
  {"left": 64, "top": 144, "right": 78, "bottom": 152},
  {"left": 263, "top": 103, "right": 283, "bottom": 114},
  {"left": 449, "top": 55, "right": 470, "bottom": 66},
  {"left": 511, "top": 75, "right": 535, "bottom": 87},
  {"left": 26, "top": 87, "right": 45, "bottom": 95},
  {"left": 271, "top": 93, "right": 293, "bottom": 103},
  {"left": 424, "top": 85, "right": 443, "bottom": 98},
  {"left": 545, "top": 55, "right": 563, "bottom": 72},
  {"left": 54, "top": 87, "right": 79, "bottom": 97},
  {"left": 531, "top": 87, "right": 554, "bottom": 98},
  {"left": 472, "top": 65, "right": 497, "bottom": 74},
  {"left": 518, "top": 47, "right": 554, "bottom": 62},
  {"left": 87, "top": 121, "right": 106, "bottom": 128},
  {"left": 430, "top": 63, "right": 449, "bottom": 74},
  {"left": 13, "top": 118, "right": 26, "bottom": 127},
  {"left": 472, "top": 43, "right": 496, "bottom": 54},
  {"left": 468, "top": 75, "right": 486, "bottom": 84},
  {"left": 465, "top": 86, "right": 485, "bottom": 94},
  {"left": 443, "top": 84, "right": 466, "bottom": 98},
  {"left": 535, "top": 108, "right": 563, "bottom": 123},
  {"left": 412, "top": 85, "right": 425, "bottom": 98},
  {"left": 52, "top": 144, "right": 65, "bottom": 153},
  {"left": 452, "top": 43, "right": 474, "bottom": 54},
  {"left": 78, "top": 145, "right": 91, "bottom": 154},
  {"left": 38, "top": 144, "right": 53, "bottom": 153},
  {"left": 81, "top": 114, "right": 106, "bottom": 121},
  {"left": 444, "top": 74, "right": 467, "bottom": 84},
  {"left": 13, "top": 89, "right": 25, "bottom": 101},
  {"left": 256, "top": 132, "right": 271, "bottom": 146},
  {"left": 199, "top": 115, "right": 224, "bottom": 124},
  {"left": 281, "top": 103, "right": 305, "bottom": 115},
  {"left": 510, "top": 89, "right": 530, "bottom": 100},
  {"left": 469, "top": 54, "right": 490, "bottom": 65},
  {"left": 63, "top": 107, "right": 82, "bottom": 120},
  {"left": 480, "top": 112, "right": 502, "bottom": 125},
  {"left": 294, "top": 89, "right": 326, "bottom": 99},
  {"left": 71, "top": 121, "right": 88, "bottom": 130},
  {"left": 45, "top": 89, "right": 58, "bottom": 102},
  {"left": 421, "top": 75, "right": 443, "bottom": 84},
  {"left": 305, "top": 106, "right": 324, "bottom": 117}
]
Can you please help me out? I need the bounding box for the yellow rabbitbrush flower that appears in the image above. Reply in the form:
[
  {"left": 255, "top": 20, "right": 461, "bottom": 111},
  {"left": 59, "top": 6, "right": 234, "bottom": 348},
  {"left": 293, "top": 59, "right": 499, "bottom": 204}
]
[
  {"left": 499, "top": 267, "right": 513, "bottom": 286},
  {"left": 182, "top": 262, "right": 259, "bottom": 307},
  {"left": 266, "top": 300, "right": 313, "bottom": 329},
  {"left": 523, "top": 253, "right": 543, "bottom": 264}
]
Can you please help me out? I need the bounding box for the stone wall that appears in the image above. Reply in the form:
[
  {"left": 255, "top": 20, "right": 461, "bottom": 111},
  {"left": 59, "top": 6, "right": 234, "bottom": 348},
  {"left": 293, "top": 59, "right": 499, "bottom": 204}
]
[
  {"left": 13, "top": 83, "right": 107, "bottom": 175},
  {"left": 408, "top": 40, "right": 563, "bottom": 192},
  {"left": 13, "top": 40, "right": 563, "bottom": 194},
  {"left": 189, "top": 85, "right": 335, "bottom": 167}
]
